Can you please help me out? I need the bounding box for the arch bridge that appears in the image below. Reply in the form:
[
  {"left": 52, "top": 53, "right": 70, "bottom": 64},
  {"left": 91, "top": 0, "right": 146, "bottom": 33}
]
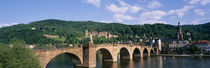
[{"left": 34, "top": 43, "right": 158, "bottom": 68}]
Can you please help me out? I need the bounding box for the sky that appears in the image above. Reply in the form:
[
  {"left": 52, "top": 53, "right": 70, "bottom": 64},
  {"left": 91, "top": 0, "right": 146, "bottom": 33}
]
[{"left": 0, "top": 0, "right": 210, "bottom": 27}]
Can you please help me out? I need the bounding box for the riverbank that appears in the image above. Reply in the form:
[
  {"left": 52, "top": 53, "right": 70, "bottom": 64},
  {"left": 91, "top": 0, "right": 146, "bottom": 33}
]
[{"left": 157, "top": 54, "right": 210, "bottom": 57}]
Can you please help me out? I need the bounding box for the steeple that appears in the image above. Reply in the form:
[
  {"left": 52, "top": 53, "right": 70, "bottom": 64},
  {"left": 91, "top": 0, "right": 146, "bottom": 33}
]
[{"left": 177, "top": 22, "right": 183, "bottom": 40}]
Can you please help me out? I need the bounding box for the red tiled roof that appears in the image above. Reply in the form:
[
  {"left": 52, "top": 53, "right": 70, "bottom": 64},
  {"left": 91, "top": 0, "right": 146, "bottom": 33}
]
[{"left": 193, "top": 40, "right": 210, "bottom": 44}]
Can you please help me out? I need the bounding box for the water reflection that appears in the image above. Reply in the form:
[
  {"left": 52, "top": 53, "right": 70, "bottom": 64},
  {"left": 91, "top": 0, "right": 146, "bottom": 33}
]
[
  {"left": 128, "top": 60, "right": 134, "bottom": 68},
  {"left": 111, "top": 62, "right": 118, "bottom": 68},
  {"left": 158, "top": 56, "right": 163, "bottom": 68},
  {"left": 147, "top": 57, "right": 151, "bottom": 68},
  {"left": 46, "top": 54, "right": 74, "bottom": 68},
  {"left": 140, "top": 57, "right": 144, "bottom": 68},
  {"left": 47, "top": 55, "right": 210, "bottom": 68}
]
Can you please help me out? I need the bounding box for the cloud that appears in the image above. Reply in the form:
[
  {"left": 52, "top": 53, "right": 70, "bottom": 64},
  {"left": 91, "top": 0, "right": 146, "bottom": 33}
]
[
  {"left": 85, "top": 0, "right": 100, "bottom": 8},
  {"left": 169, "top": 5, "right": 194, "bottom": 18},
  {"left": 194, "top": 9, "right": 206, "bottom": 16},
  {"left": 106, "top": 0, "right": 142, "bottom": 22},
  {"left": 0, "top": 23, "right": 19, "bottom": 28},
  {"left": 200, "top": 0, "right": 210, "bottom": 5},
  {"left": 119, "top": 0, "right": 142, "bottom": 13},
  {"left": 140, "top": 10, "right": 167, "bottom": 20},
  {"left": 106, "top": 4, "right": 128, "bottom": 13},
  {"left": 189, "top": 0, "right": 200, "bottom": 4},
  {"left": 130, "top": 6, "right": 141, "bottom": 13},
  {"left": 188, "top": 0, "right": 210, "bottom": 5},
  {"left": 106, "top": 0, "right": 142, "bottom": 13},
  {"left": 147, "top": 0, "right": 163, "bottom": 9},
  {"left": 114, "top": 14, "right": 134, "bottom": 22},
  {"left": 139, "top": 10, "right": 167, "bottom": 24}
]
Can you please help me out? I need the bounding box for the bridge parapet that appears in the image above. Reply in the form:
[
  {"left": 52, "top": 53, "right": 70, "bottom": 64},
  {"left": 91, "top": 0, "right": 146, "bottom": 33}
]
[{"left": 93, "top": 43, "right": 140, "bottom": 47}]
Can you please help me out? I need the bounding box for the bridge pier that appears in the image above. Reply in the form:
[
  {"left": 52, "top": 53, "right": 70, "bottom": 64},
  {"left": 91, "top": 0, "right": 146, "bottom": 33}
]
[
  {"left": 140, "top": 49, "right": 144, "bottom": 58},
  {"left": 156, "top": 49, "right": 159, "bottom": 55},
  {"left": 128, "top": 49, "right": 133, "bottom": 60},
  {"left": 148, "top": 50, "right": 151, "bottom": 57},
  {"left": 112, "top": 53, "right": 118, "bottom": 62},
  {"left": 140, "top": 53, "right": 143, "bottom": 58},
  {"left": 83, "top": 46, "right": 97, "bottom": 68},
  {"left": 148, "top": 52, "right": 151, "bottom": 57},
  {"left": 129, "top": 55, "right": 133, "bottom": 59}
]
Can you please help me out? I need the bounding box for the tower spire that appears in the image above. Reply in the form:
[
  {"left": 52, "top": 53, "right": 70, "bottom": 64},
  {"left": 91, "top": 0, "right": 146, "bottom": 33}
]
[{"left": 177, "top": 22, "right": 183, "bottom": 40}]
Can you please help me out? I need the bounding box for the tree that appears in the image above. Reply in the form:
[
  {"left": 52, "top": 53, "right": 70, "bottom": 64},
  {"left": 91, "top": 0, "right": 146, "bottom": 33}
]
[{"left": 0, "top": 39, "right": 41, "bottom": 68}]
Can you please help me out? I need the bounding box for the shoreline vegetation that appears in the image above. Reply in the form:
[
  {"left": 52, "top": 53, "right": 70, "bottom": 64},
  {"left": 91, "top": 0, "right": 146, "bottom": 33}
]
[{"left": 0, "top": 39, "right": 41, "bottom": 68}]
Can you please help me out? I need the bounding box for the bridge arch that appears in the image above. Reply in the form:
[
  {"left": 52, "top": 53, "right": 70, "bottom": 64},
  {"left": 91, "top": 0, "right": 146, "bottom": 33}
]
[
  {"left": 119, "top": 47, "right": 130, "bottom": 59},
  {"left": 132, "top": 48, "right": 141, "bottom": 58},
  {"left": 154, "top": 48, "right": 158, "bottom": 54},
  {"left": 46, "top": 52, "right": 82, "bottom": 68},
  {"left": 96, "top": 48, "right": 113, "bottom": 61},
  {"left": 150, "top": 49, "right": 155, "bottom": 56},
  {"left": 143, "top": 48, "right": 149, "bottom": 56}
]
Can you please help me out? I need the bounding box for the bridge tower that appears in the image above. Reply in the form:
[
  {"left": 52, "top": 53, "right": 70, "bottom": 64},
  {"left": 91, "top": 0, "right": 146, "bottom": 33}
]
[
  {"left": 83, "top": 33, "right": 97, "bottom": 67},
  {"left": 152, "top": 37, "right": 161, "bottom": 55}
]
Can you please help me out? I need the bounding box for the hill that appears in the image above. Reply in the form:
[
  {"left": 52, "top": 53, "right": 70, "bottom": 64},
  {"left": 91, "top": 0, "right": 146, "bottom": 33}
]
[{"left": 0, "top": 19, "right": 209, "bottom": 46}]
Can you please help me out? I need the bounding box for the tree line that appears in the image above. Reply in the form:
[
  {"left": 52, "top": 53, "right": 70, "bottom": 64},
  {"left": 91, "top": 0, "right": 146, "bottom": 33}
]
[{"left": 0, "top": 19, "right": 209, "bottom": 46}]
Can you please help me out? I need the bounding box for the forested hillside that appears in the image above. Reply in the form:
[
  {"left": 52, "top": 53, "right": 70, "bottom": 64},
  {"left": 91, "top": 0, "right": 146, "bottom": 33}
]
[{"left": 0, "top": 19, "right": 209, "bottom": 46}]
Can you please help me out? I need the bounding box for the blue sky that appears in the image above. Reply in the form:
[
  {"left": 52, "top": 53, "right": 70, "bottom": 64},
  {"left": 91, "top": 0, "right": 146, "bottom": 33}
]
[{"left": 0, "top": 0, "right": 210, "bottom": 27}]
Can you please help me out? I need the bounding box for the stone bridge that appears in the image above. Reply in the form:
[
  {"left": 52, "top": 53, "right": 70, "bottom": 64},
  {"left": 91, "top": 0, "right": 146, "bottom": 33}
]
[{"left": 34, "top": 43, "right": 158, "bottom": 68}]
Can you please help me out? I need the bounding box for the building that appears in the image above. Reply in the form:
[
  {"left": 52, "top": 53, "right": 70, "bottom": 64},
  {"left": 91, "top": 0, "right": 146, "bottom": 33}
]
[
  {"left": 32, "top": 27, "right": 36, "bottom": 30},
  {"left": 193, "top": 40, "right": 210, "bottom": 51},
  {"left": 91, "top": 31, "right": 99, "bottom": 36},
  {"left": 26, "top": 45, "right": 36, "bottom": 49},
  {"left": 98, "top": 31, "right": 108, "bottom": 38},
  {"left": 158, "top": 38, "right": 161, "bottom": 51},
  {"left": 85, "top": 30, "right": 118, "bottom": 38},
  {"left": 158, "top": 22, "right": 191, "bottom": 53},
  {"left": 164, "top": 22, "right": 188, "bottom": 48},
  {"left": 161, "top": 39, "right": 189, "bottom": 54},
  {"left": 108, "top": 32, "right": 118, "bottom": 38},
  {"left": 43, "top": 34, "right": 59, "bottom": 38},
  {"left": 85, "top": 29, "right": 89, "bottom": 36},
  {"left": 169, "top": 40, "right": 189, "bottom": 48}
]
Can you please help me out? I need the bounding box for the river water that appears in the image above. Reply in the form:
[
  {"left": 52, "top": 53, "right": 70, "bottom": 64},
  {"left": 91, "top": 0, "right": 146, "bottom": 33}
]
[{"left": 46, "top": 54, "right": 210, "bottom": 68}]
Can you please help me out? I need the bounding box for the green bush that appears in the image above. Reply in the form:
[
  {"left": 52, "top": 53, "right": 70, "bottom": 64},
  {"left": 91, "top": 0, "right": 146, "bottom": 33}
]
[{"left": 0, "top": 39, "right": 41, "bottom": 68}]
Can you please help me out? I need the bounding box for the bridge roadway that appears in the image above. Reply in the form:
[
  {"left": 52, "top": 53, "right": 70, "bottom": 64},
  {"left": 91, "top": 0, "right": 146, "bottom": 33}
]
[{"left": 34, "top": 43, "right": 157, "bottom": 68}]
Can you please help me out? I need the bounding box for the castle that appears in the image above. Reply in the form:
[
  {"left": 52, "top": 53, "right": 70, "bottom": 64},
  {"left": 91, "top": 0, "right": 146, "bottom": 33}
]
[
  {"left": 43, "top": 34, "right": 59, "bottom": 38},
  {"left": 85, "top": 30, "right": 118, "bottom": 38}
]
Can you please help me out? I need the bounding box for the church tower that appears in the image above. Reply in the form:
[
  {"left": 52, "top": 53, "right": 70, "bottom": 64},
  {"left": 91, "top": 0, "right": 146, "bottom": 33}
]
[{"left": 177, "top": 22, "right": 183, "bottom": 40}]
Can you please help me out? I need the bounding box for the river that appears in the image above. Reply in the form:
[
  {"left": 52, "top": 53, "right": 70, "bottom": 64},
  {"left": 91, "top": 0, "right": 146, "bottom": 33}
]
[{"left": 46, "top": 54, "right": 210, "bottom": 68}]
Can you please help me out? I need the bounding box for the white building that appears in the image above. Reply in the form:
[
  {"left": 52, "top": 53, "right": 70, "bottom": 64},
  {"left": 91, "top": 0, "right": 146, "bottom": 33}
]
[
  {"left": 152, "top": 39, "right": 155, "bottom": 47},
  {"left": 158, "top": 39, "right": 161, "bottom": 51}
]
